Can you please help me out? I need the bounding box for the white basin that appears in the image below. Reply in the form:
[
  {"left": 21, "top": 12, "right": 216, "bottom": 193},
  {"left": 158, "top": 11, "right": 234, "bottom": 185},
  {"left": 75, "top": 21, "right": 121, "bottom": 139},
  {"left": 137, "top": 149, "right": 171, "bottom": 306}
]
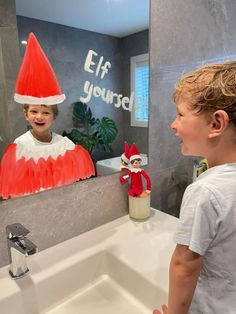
[
  {"left": 1, "top": 251, "right": 165, "bottom": 314},
  {"left": 0, "top": 209, "right": 178, "bottom": 314},
  {"left": 42, "top": 251, "right": 163, "bottom": 314}
]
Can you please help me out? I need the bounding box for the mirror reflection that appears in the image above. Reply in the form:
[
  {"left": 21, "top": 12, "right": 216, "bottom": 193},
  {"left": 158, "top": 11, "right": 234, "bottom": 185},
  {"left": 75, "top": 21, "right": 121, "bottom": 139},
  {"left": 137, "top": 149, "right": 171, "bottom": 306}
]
[{"left": 0, "top": 0, "right": 149, "bottom": 200}]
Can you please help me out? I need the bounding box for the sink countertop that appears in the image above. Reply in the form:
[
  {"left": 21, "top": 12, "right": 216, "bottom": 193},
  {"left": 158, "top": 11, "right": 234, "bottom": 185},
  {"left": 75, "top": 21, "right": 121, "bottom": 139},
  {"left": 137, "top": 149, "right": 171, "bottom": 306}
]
[{"left": 0, "top": 208, "right": 178, "bottom": 308}]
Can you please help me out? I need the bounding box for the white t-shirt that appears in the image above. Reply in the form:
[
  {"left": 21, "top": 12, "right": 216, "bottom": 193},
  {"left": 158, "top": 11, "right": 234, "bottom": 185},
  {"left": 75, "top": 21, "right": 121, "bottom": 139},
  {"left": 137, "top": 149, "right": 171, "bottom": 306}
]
[
  {"left": 14, "top": 130, "right": 63, "bottom": 145},
  {"left": 175, "top": 163, "right": 236, "bottom": 313},
  {"left": 14, "top": 130, "right": 75, "bottom": 161}
]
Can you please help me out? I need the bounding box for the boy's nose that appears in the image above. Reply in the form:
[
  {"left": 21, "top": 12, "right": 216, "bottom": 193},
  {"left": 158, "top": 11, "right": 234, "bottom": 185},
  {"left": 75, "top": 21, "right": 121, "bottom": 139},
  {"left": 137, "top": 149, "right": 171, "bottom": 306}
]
[
  {"left": 36, "top": 113, "right": 43, "bottom": 119},
  {"left": 170, "top": 119, "right": 177, "bottom": 131}
]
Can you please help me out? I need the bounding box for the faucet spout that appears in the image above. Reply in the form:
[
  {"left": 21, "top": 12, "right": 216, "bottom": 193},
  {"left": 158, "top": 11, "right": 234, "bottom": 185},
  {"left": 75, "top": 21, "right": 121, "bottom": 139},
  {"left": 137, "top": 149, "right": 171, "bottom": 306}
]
[{"left": 6, "top": 223, "right": 37, "bottom": 279}]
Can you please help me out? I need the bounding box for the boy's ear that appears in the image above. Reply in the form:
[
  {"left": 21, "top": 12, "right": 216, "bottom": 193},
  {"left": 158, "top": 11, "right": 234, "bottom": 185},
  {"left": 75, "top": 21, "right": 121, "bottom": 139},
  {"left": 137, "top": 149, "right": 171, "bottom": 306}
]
[
  {"left": 24, "top": 110, "right": 29, "bottom": 121},
  {"left": 208, "top": 110, "right": 229, "bottom": 138}
]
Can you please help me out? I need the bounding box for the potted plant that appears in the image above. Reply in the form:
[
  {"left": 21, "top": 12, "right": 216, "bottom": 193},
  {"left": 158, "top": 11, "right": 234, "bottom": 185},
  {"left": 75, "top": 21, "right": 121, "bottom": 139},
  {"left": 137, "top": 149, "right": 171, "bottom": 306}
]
[{"left": 63, "top": 101, "right": 118, "bottom": 159}]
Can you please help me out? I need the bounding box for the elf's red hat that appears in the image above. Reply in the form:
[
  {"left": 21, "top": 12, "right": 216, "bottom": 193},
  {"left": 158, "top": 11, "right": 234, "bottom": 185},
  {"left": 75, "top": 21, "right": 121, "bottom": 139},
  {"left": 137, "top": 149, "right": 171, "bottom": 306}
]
[
  {"left": 121, "top": 141, "right": 130, "bottom": 164},
  {"left": 14, "top": 32, "right": 65, "bottom": 105},
  {"left": 129, "top": 143, "right": 141, "bottom": 162}
]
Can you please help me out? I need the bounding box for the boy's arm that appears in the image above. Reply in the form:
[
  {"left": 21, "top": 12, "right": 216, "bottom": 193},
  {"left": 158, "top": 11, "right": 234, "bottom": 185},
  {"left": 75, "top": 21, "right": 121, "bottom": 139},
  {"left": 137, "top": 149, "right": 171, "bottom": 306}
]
[{"left": 168, "top": 244, "right": 203, "bottom": 314}]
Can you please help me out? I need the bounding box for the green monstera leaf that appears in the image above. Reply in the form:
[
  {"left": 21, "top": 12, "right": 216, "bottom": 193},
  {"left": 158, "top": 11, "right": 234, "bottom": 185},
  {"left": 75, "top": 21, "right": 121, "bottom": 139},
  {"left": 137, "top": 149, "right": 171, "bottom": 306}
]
[
  {"left": 63, "top": 102, "right": 118, "bottom": 157},
  {"left": 93, "top": 117, "right": 118, "bottom": 153},
  {"left": 72, "top": 101, "right": 96, "bottom": 130},
  {"left": 95, "top": 117, "right": 118, "bottom": 144}
]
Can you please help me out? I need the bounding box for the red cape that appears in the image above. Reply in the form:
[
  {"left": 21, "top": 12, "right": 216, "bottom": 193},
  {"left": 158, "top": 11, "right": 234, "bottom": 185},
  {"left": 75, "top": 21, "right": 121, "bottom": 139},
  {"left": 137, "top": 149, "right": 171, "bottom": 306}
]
[{"left": 0, "top": 143, "right": 95, "bottom": 199}]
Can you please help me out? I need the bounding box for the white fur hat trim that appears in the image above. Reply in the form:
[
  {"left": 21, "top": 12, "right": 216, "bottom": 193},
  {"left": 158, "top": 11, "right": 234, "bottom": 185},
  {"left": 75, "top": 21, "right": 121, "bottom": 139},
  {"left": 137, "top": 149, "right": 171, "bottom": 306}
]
[
  {"left": 130, "top": 154, "right": 142, "bottom": 162},
  {"left": 14, "top": 93, "right": 66, "bottom": 105}
]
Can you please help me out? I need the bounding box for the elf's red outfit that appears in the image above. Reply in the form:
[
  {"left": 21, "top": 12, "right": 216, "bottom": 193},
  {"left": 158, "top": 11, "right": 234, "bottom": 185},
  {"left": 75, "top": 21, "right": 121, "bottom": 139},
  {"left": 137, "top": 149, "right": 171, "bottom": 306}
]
[
  {"left": 0, "top": 131, "right": 94, "bottom": 199},
  {"left": 120, "top": 143, "right": 151, "bottom": 196},
  {"left": 120, "top": 168, "right": 151, "bottom": 196}
]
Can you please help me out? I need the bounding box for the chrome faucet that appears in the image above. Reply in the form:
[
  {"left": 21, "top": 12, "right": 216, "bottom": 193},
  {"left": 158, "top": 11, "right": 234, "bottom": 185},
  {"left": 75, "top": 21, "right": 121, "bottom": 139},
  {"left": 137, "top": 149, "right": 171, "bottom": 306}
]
[{"left": 6, "top": 223, "right": 37, "bottom": 279}]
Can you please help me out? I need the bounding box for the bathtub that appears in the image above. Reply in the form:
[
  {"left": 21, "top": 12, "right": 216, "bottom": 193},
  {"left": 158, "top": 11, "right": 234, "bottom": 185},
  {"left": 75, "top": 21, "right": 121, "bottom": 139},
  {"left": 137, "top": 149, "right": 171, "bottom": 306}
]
[{"left": 96, "top": 153, "right": 148, "bottom": 176}]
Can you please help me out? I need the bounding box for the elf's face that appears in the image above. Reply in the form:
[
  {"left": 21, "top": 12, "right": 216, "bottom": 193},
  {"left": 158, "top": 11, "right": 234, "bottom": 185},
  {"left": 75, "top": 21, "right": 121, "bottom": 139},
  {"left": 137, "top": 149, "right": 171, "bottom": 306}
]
[{"left": 131, "top": 159, "right": 142, "bottom": 168}]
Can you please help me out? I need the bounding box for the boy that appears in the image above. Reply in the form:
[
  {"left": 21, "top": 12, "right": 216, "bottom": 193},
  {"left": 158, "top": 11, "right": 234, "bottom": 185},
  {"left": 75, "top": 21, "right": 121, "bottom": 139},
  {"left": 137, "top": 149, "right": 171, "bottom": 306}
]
[{"left": 154, "top": 61, "right": 236, "bottom": 314}]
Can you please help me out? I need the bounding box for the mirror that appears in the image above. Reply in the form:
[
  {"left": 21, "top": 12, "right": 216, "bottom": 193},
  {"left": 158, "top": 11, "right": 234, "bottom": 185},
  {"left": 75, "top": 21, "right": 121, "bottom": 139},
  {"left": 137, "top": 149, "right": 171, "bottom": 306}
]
[{"left": 0, "top": 0, "right": 149, "bottom": 200}]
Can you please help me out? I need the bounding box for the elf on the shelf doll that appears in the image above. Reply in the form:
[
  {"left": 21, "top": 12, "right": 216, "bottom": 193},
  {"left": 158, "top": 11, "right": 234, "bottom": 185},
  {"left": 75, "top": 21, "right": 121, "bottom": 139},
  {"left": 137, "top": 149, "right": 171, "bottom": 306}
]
[
  {"left": 120, "top": 141, "right": 130, "bottom": 173},
  {"left": 119, "top": 143, "right": 151, "bottom": 197},
  {"left": 0, "top": 32, "right": 95, "bottom": 200}
]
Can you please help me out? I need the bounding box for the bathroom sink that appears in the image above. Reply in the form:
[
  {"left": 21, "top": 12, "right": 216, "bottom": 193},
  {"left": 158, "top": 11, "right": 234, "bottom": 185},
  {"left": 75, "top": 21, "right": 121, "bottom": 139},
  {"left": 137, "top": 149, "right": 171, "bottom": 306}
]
[
  {"left": 0, "top": 210, "right": 177, "bottom": 314},
  {"left": 2, "top": 249, "right": 165, "bottom": 314},
  {"left": 1, "top": 249, "right": 165, "bottom": 314},
  {"left": 38, "top": 250, "right": 163, "bottom": 314}
]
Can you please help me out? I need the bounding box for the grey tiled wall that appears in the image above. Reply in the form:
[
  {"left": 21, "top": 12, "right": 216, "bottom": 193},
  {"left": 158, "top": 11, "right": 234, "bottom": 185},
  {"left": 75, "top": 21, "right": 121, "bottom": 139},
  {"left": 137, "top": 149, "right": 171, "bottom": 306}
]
[{"left": 149, "top": 0, "right": 236, "bottom": 216}]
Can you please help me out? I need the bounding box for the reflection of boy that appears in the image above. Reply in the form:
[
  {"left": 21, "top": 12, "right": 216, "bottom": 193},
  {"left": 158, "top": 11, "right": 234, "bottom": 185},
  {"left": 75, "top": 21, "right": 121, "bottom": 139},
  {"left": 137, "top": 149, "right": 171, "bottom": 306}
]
[
  {"left": 120, "top": 143, "right": 151, "bottom": 196},
  {"left": 153, "top": 61, "right": 236, "bottom": 314},
  {"left": 0, "top": 32, "right": 94, "bottom": 199}
]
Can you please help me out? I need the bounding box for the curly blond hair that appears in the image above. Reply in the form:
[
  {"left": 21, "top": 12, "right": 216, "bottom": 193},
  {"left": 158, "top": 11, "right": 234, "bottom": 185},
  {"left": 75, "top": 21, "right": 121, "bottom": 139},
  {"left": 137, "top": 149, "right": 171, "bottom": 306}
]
[{"left": 173, "top": 61, "right": 236, "bottom": 126}]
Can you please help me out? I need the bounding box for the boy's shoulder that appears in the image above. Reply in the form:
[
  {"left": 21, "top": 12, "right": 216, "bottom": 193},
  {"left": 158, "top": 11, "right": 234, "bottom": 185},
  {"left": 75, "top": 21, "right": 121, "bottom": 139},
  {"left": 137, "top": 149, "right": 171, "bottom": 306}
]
[
  {"left": 14, "top": 131, "right": 64, "bottom": 145},
  {"left": 14, "top": 130, "right": 32, "bottom": 145},
  {"left": 185, "top": 164, "right": 236, "bottom": 201},
  {"left": 195, "top": 164, "right": 236, "bottom": 184},
  {"left": 51, "top": 132, "right": 63, "bottom": 143}
]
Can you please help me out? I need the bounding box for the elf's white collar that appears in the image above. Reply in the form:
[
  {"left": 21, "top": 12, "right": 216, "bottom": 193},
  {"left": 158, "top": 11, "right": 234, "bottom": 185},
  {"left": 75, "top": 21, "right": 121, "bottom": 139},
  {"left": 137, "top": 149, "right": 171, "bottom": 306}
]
[
  {"left": 130, "top": 168, "right": 142, "bottom": 173},
  {"left": 15, "top": 136, "right": 75, "bottom": 162}
]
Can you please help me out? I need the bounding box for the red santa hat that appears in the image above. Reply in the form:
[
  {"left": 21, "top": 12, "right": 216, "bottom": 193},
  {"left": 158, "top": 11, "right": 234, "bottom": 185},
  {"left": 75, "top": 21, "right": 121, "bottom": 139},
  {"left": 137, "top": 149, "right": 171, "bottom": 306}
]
[
  {"left": 14, "top": 32, "right": 65, "bottom": 105},
  {"left": 121, "top": 141, "right": 130, "bottom": 164},
  {"left": 129, "top": 143, "right": 141, "bottom": 162}
]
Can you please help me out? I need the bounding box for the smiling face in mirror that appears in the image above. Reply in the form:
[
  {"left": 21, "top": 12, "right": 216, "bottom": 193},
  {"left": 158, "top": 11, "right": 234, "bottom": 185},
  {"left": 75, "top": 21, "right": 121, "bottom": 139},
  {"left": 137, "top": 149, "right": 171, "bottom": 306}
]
[
  {"left": 0, "top": 0, "right": 149, "bottom": 200},
  {"left": 0, "top": 101, "right": 95, "bottom": 199},
  {"left": 24, "top": 105, "right": 56, "bottom": 142}
]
